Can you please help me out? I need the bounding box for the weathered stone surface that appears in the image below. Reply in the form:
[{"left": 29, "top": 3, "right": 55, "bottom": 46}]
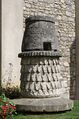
[
  {"left": 19, "top": 15, "right": 64, "bottom": 99},
  {"left": 13, "top": 98, "right": 73, "bottom": 112},
  {"left": 23, "top": 0, "right": 75, "bottom": 99},
  {"left": 75, "top": 0, "right": 79, "bottom": 99},
  {"left": 22, "top": 16, "right": 59, "bottom": 53},
  {"left": 18, "top": 51, "right": 61, "bottom": 57},
  {"left": 20, "top": 57, "right": 66, "bottom": 98}
]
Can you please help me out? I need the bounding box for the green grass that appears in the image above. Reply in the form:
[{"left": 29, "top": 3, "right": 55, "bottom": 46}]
[{"left": 13, "top": 101, "right": 79, "bottom": 119}]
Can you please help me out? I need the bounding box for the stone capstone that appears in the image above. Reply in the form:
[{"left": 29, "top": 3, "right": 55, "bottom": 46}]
[{"left": 22, "top": 16, "right": 60, "bottom": 53}]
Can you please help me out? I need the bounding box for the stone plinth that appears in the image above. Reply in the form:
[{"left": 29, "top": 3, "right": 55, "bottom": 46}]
[{"left": 13, "top": 98, "right": 73, "bottom": 112}]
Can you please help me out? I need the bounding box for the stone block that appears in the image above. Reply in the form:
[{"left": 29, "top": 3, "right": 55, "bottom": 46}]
[{"left": 13, "top": 98, "right": 73, "bottom": 112}]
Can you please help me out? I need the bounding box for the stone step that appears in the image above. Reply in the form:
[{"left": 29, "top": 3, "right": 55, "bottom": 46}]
[{"left": 12, "top": 97, "right": 73, "bottom": 112}]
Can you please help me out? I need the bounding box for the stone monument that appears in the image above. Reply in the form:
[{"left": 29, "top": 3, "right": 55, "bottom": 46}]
[{"left": 13, "top": 16, "right": 73, "bottom": 112}]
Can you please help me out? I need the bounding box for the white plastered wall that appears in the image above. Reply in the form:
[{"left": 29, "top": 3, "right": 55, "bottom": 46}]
[{"left": 2, "top": 0, "right": 23, "bottom": 87}]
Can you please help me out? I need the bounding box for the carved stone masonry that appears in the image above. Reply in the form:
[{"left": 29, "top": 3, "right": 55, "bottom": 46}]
[
  {"left": 19, "top": 16, "right": 64, "bottom": 98},
  {"left": 15, "top": 16, "right": 73, "bottom": 112},
  {"left": 20, "top": 57, "right": 65, "bottom": 98}
]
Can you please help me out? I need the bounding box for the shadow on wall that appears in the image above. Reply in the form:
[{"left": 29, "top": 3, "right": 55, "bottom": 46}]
[{"left": 70, "top": 40, "right": 76, "bottom": 100}]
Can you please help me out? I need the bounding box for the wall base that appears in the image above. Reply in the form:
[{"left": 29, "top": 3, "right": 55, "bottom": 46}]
[{"left": 13, "top": 97, "right": 73, "bottom": 112}]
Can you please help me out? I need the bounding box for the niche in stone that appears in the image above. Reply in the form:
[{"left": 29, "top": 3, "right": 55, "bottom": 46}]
[{"left": 43, "top": 42, "right": 51, "bottom": 51}]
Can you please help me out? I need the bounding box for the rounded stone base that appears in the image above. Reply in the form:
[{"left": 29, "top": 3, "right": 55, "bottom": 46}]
[{"left": 13, "top": 97, "right": 73, "bottom": 112}]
